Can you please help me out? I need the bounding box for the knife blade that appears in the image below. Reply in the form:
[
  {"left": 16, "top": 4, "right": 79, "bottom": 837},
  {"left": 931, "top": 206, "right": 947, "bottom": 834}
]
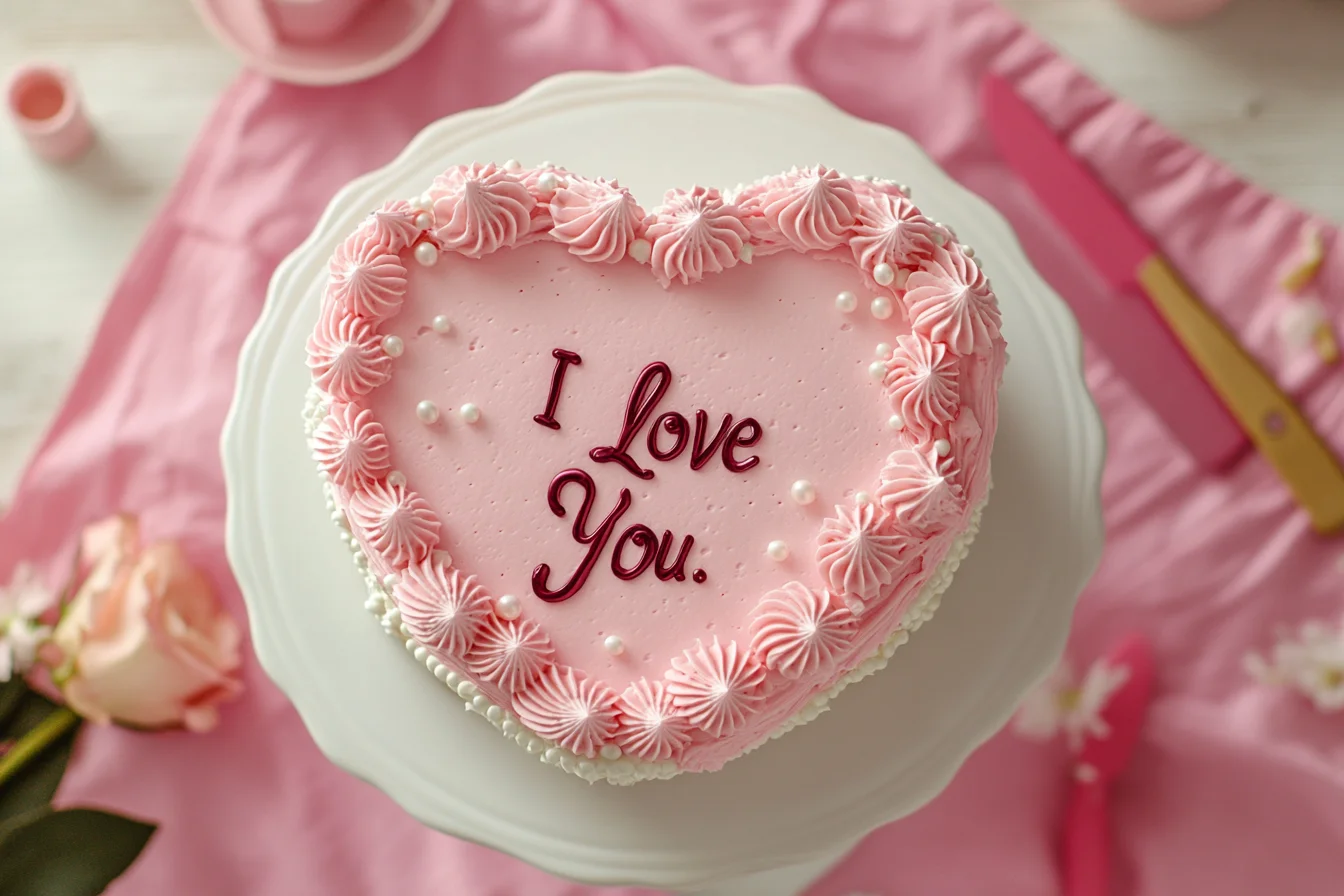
[{"left": 983, "top": 74, "right": 1344, "bottom": 534}]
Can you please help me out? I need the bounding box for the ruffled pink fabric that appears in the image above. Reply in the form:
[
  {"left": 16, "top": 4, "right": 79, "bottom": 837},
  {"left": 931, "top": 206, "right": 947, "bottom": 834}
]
[{"left": 4, "top": 2, "right": 1341, "bottom": 894}]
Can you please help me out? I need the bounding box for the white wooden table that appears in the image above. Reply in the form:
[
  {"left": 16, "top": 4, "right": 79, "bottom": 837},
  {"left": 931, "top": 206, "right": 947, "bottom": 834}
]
[{"left": 1, "top": 0, "right": 1341, "bottom": 505}]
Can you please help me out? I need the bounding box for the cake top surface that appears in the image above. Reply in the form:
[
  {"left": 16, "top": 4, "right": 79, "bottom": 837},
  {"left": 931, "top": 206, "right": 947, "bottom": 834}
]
[{"left": 307, "top": 162, "right": 1006, "bottom": 781}]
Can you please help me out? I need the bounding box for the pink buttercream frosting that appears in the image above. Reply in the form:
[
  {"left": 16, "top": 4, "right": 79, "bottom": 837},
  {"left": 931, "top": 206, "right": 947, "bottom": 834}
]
[
  {"left": 328, "top": 230, "right": 408, "bottom": 322},
  {"left": 644, "top": 186, "right": 750, "bottom": 286},
  {"left": 312, "top": 403, "right": 390, "bottom": 487},
  {"left": 306, "top": 308, "right": 392, "bottom": 401},
  {"left": 904, "top": 245, "right": 1002, "bottom": 354},
  {"left": 309, "top": 164, "right": 1006, "bottom": 778},
  {"left": 615, "top": 678, "right": 693, "bottom": 762},
  {"left": 665, "top": 637, "right": 767, "bottom": 737},
  {"left": 884, "top": 333, "right": 960, "bottom": 438},
  {"left": 850, "top": 187, "right": 937, "bottom": 272},
  {"left": 514, "top": 666, "right": 619, "bottom": 759},
  {"left": 877, "top": 447, "right": 964, "bottom": 531},
  {"left": 363, "top": 199, "right": 424, "bottom": 253},
  {"left": 466, "top": 614, "right": 555, "bottom": 694},
  {"left": 815, "top": 502, "right": 908, "bottom": 604},
  {"left": 430, "top": 163, "right": 536, "bottom": 259},
  {"left": 548, "top": 177, "right": 644, "bottom": 264},
  {"left": 749, "top": 582, "right": 857, "bottom": 679},
  {"left": 394, "top": 560, "right": 492, "bottom": 658},
  {"left": 755, "top": 165, "right": 860, "bottom": 252},
  {"left": 347, "top": 481, "right": 440, "bottom": 569}
]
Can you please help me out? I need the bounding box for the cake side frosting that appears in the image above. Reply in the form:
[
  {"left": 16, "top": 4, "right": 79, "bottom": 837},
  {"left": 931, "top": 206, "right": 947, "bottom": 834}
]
[{"left": 305, "top": 163, "right": 1007, "bottom": 783}]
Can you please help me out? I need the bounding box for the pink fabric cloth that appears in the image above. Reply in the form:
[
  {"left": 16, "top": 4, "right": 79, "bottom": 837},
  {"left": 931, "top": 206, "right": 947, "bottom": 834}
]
[{"left": 3, "top": 1, "right": 1341, "bottom": 893}]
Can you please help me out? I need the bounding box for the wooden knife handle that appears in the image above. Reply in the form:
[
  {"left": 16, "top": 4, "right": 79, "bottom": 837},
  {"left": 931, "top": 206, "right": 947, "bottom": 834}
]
[{"left": 1137, "top": 256, "right": 1344, "bottom": 534}]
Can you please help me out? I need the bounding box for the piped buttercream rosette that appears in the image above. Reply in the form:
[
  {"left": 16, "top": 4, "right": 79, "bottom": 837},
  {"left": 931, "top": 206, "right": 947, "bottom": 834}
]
[
  {"left": 904, "top": 245, "right": 1002, "bottom": 355},
  {"left": 347, "top": 481, "right": 440, "bottom": 569},
  {"left": 548, "top": 176, "right": 645, "bottom": 264},
  {"left": 815, "top": 502, "right": 908, "bottom": 604},
  {"left": 884, "top": 333, "right": 960, "bottom": 438},
  {"left": 749, "top": 583, "right": 857, "bottom": 678},
  {"left": 394, "top": 560, "right": 491, "bottom": 658},
  {"left": 644, "top": 186, "right": 751, "bottom": 287},
  {"left": 306, "top": 307, "right": 392, "bottom": 402},
  {"left": 466, "top": 614, "right": 555, "bottom": 694},
  {"left": 877, "top": 447, "right": 965, "bottom": 531},
  {"left": 615, "top": 678, "right": 694, "bottom": 762},
  {"left": 514, "top": 666, "right": 619, "bottom": 759},
  {"left": 363, "top": 199, "right": 424, "bottom": 252},
  {"left": 312, "top": 403, "right": 390, "bottom": 487},
  {"left": 430, "top": 162, "right": 536, "bottom": 259},
  {"left": 665, "top": 637, "right": 767, "bottom": 737}
]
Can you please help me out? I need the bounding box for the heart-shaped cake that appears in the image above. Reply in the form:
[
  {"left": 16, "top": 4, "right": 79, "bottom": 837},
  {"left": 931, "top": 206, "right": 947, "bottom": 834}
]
[{"left": 304, "top": 163, "right": 1006, "bottom": 784}]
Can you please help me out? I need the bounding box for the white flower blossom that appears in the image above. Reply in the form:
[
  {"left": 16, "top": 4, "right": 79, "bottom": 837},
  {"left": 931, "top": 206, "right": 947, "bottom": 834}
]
[
  {"left": 1013, "top": 656, "right": 1130, "bottom": 752},
  {"left": 0, "top": 563, "right": 57, "bottom": 682},
  {"left": 1246, "top": 617, "right": 1344, "bottom": 713}
]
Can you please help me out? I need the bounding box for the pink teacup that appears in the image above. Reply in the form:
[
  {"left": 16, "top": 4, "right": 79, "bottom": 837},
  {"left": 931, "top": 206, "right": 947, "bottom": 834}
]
[{"left": 265, "top": 0, "right": 372, "bottom": 44}]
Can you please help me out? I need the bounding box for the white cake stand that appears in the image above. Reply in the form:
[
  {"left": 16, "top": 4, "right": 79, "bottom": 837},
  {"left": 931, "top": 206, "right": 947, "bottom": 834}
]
[{"left": 223, "top": 67, "right": 1105, "bottom": 895}]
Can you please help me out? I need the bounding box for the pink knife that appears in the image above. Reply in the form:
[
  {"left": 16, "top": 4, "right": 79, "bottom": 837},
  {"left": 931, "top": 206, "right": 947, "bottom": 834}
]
[
  {"left": 982, "top": 74, "right": 1246, "bottom": 471},
  {"left": 984, "top": 74, "right": 1344, "bottom": 533},
  {"left": 1063, "top": 634, "right": 1154, "bottom": 896}
]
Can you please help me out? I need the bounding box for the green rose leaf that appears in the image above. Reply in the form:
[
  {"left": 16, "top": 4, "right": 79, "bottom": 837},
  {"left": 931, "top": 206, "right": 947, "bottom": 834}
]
[
  {"left": 0, "top": 691, "right": 80, "bottom": 827},
  {"left": 0, "top": 808, "right": 156, "bottom": 896},
  {"left": 0, "top": 680, "right": 25, "bottom": 732}
]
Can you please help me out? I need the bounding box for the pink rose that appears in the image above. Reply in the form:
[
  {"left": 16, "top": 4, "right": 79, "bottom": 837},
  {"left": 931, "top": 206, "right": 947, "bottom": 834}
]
[{"left": 50, "top": 515, "right": 243, "bottom": 732}]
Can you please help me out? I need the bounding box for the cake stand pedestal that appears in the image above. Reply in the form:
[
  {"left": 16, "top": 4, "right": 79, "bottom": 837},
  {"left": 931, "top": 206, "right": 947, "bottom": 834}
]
[{"left": 223, "top": 68, "right": 1105, "bottom": 894}]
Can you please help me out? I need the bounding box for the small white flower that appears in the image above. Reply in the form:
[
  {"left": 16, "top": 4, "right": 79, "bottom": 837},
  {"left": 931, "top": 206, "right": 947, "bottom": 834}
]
[
  {"left": 0, "top": 563, "right": 57, "bottom": 683},
  {"left": 1013, "top": 656, "right": 1130, "bottom": 752},
  {"left": 1246, "top": 617, "right": 1344, "bottom": 713}
]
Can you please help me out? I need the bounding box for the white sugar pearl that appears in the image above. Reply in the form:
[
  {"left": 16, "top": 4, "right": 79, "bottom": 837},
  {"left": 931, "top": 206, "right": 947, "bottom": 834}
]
[
  {"left": 414, "top": 241, "right": 439, "bottom": 266},
  {"left": 382, "top": 573, "right": 399, "bottom": 589},
  {"left": 503, "top": 158, "right": 522, "bottom": 171},
  {"left": 381, "top": 335, "right": 404, "bottom": 357},
  {"left": 495, "top": 594, "right": 521, "bottom": 620},
  {"left": 387, "top": 470, "right": 407, "bottom": 487},
  {"left": 791, "top": 479, "right": 817, "bottom": 505},
  {"left": 835, "top": 290, "right": 858, "bottom": 313},
  {"left": 888, "top": 414, "right": 904, "bottom": 430},
  {"left": 629, "top": 238, "right": 651, "bottom": 264},
  {"left": 600, "top": 744, "right": 623, "bottom": 761},
  {"left": 935, "top": 439, "right": 951, "bottom": 457},
  {"left": 739, "top": 243, "right": 754, "bottom": 263},
  {"left": 895, "top": 268, "right": 910, "bottom": 289},
  {"left": 411, "top": 192, "right": 433, "bottom": 212},
  {"left": 603, "top": 635, "right": 625, "bottom": 657},
  {"left": 871, "top": 296, "right": 894, "bottom": 320},
  {"left": 931, "top": 230, "right": 948, "bottom": 246},
  {"left": 963, "top": 245, "right": 976, "bottom": 258},
  {"left": 873, "top": 262, "right": 895, "bottom": 286},
  {"left": 868, "top": 361, "right": 887, "bottom": 381},
  {"left": 416, "top": 400, "right": 440, "bottom": 424},
  {"left": 413, "top": 212, "right": 432, "bottom": 229},
  {"left": 459, "top": 403, "right": 481, "bottom": 424},
  {"left": 898, "top": 184, "right": 911, "bottom": 197},
  {"left": 766, "top": 540, "right": 789, "bottom": 561},
  {"left": 431, "top": 314, "right": 452, "bottom": 334},
  {"left": 875, "top": 342, "right": 893, "bottom": 359},
  {"left": 855, "top": 491, "right": 873, "bottom": 505},
  {"left": 536, "top": 171, "right": 560, "bottom": 194}
]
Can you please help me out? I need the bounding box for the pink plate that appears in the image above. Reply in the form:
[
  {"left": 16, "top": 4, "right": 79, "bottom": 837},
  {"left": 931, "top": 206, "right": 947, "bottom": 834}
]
[{"left": 191, "top": 0, "right": 453, "bottom": 87}]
